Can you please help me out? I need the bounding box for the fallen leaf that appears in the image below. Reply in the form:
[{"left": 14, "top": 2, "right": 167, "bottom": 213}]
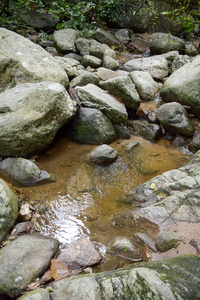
[{"left": 50, "top": 259, "right": 69, "bottom": 280}]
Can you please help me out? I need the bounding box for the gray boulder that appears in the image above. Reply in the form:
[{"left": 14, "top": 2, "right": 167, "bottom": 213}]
[
  {"left": 54, "top": 57, "right": 80, "bottom": 79},
  {"left": 95, "top": 67, "right": 128, "bottom": 81},
  {"left": 49, "top": 255, "right": 200, "bottom": 300},
  {"left": 156, "top": 231, "right": 182, "bottom": 252},
  {"left": 81, "top": 55, "right": 102, "bottom": 68},
  {"left": 0, "top": 234, "right": 59, "bottom": 296},
  {"left": 149, "top": 32, "right": 185, "bottom": 54},
  {"left": 23, "top": 10, "right": 58, "bottom": 31},
  {"left": 114, "top": 124, "right": 130, "bottom": 139},
  {"left": 189, "top": 133, "right": 200, "bottom": 153},
  {"left": 17, "top": 288, "right": 50, "bottom": 300},
  {"left": 102, "top": 56, "right": 119, "bottom": 70},
  {"left": 128, "top": 120, "right": 161, "bottom": 142},
  {"left": 171, "top": 55, "right": 191, "bottom": 73},
  {"left": 157, "top": 102, "right": 195, "bottom": 137},
  {"left": 100, "top": 76, "right": 140, "bottom": 109},
  {"left": 76, "top": 84, "right": 128, "bottom": 123},
  {"left": 121, "top": 55, "right": 168, "bottom": 80},
  {"left": 53, "top": 29, "right": 79, "bottom": 54},
  {"left": 69, "top": 107, "right": 117, "bottom": 144},
  {"left": 0, "top": 158, "right": 53, "bottom": 186},
  {"left": 89, "top": 40, "right": 116, "bottom": 60},
  {"left": 129, "top": 71, "right": 159, "bottom": 101},
  {"left": 93, "top": 28, "right": 119, "bottom": 47},
  {"left": 90, "top": 144, "right": 118, "bottom": 166},
  {"left": 115, "top": 29, "right": 131, "bottom": 44},
  {"left": 0, "top": 81, "right": 76, "bottom": 157},
  {"left": 75, "top": 38, "right": 90, "bottom": 55},
  {"left": 161, "top": 55, "right": 200, "bottom": 118},
  {"left": 185, "top": 43, "right": 198, "bottom": 56},
  {"left": 0, "top": 28, "right": 68, "bottom": 91},
  {"left": 70, "top": 72, "right": 100, "bottom": 88},
  {"left": 111, "top": 236, "right": 139, "bottom": 258},
  {"left": 0, "top": 179, "right": 18, "bottom": 243}
]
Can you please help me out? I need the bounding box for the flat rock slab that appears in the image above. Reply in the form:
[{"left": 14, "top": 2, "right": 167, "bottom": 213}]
[
  {"left": 0, "top": 81, "right": 76, "bottom": 157},
  {"left": 49, "top": 255, "right": 200, "bottom": 300},
  {"left": 0, "top": 28, "right": 68, "bottom": 92},
  {"left": 76, "top": 84, "right": 128, "bottom": 123},
  {"left": 0, "top": 234, "right": 59, "bottom": 297}
]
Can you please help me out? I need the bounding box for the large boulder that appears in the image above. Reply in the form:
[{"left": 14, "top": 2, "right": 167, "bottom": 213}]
[
  {"left": 17, "top": 288, "right": 50, "bottom": 300},
  {"left": 93, "top": 29, "right": 119, "bottom": 47},
  {"left": 100, "top": 76, "right": 140, "bottom": 109},
  {"left": 0, "top": 179, "right": 18, "bottom": 243},
  {"left": 161, "top": 55, "right": 200, "bottom": 118},
  {"left": 0, "top": 234, "right": 59, "bottom": 297},
  {"left": 157, "top": 102, "right": 195, "bottom": 137},
  {"left": 149, "top": 32, "right": 185, "bottom": 54},
  {"left": 0, "top": 28, "right": 68, "bottom": 92},
  {"left": 121, "top": 55, "right": 168, "bottom": 80},
  {"left": 76, "top": 84, "right": 128, "bottom": 123},
  {"left": 69, "top": 107, "right": 117, "bottom": 144},
  {"left": 49, "top": 255, "right": 200, "bottom": 299},
  {"left": 53, "top": 29, "right": 79, "bottom": 54},
  {"left": 0, "top": 81, "right": 76, "bottom": 157}
]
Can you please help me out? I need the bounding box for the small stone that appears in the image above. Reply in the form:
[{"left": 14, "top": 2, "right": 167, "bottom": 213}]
[
  {"left": 90, "top": 144, "right": 118, "bottom": 166},
  {"left": 156, "top": 231, "right": 182, "bottom": 252}
]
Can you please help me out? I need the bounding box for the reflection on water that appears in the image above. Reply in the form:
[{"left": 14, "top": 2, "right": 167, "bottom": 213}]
[{"left": 23, "top": 132, "right": 190, "bottom": 252}]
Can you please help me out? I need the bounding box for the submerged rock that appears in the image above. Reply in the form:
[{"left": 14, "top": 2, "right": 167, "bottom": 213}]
[
  {"left": 90, "top": 144, "right": 118, "bottom": 166},
  {"left": 0, "top": 179, "right": 18, "bottom": 243}
]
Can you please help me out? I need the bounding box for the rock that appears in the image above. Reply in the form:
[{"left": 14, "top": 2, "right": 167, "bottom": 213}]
[
  {"left": 0, "top": 28, "right": 68, "bottom": 91},
  {"left": 134, "top": 232, "right": 157, "bottom": 252},
  {"left": 64, "top": 53, "right": 82, "bottom": 62},
  {"left": 95, "top": 67, "right": 128, "bottom": 81},
  {"left": 75, "top": 38, "right": 90, "bottom": 55},
  {"left": 69, "top": 107, "right": 117, "bottom": 144},
  {"left": 100, "top": 76, "right": 140, "bottom": 109},
  {"left": 0, "top": 179, "right": 18, "bottom": 243},
  {"left": 53, "top": 29, "right": 79, "bottom": 54},
  {"left": 114, "top": 124, "right": 130, "bottom": 139},
  {"left": 54, "top": 57, "right": 80, "bottom": 79},
  {"left": 130, "top": 36, "right": 149, "bottom": 54},
  {"left": 89, "top": 40, "right": 116, "bottom": 60},
  {"left": 93, "top": 28, "right": 119, "bottom": 47},
  {"left": 114, "top": 29, "right": 131, "bottom": 44},
  {"left": 0, "top": 158, "right": 53, "bottom": 186},
  {"left": 23, "top": 10, "right": 58, "bottom": 31},
  {"left": 157, "top": 102, "right": 195, "bottom": 137},
  {"left": 49, "top": 255, "right": 200, "bottom": 299},
  {"left": 128, "top": 120, "right": 161, "bottom": 142},
  {"left": 156, "top": 231, "right": 182, "bottom": 252},
  {"left": 161, "top": 55, "right": 200, "bottom": 118},
  {"left": 171, "top": 55, "right": 191, "bottom": 73},
  {"left": 189, "top": 133, "right": 200, "bottom": 153},
  {"left": 70, "top": 72, "right": 100, "bottom": 88},
  {"left": 102, "top": 56, "right": 119, "bottom": 70},
  {"left": 81, "top": 55, "right": 102, "bottom": 68},
  {"left": 19, "top": 203, "right": 32, "bottom": 222},
  {"left": 185, "top": 43, "right": 198, "bottom": 56},
  {"left": 17, "top": 288, "right": 50, "bottom": 300},
  {"left": 111, "top": 236, "right": 139, "bottom": 258},
  {"left": 149, "top": 32, "right": 185, "bottom": 54},
  {"left": 172, "top": 136, "right": 188, "bottom": 152},
  {"left": 90, "top": 144, "right": 118, "bottom": 166},
  {"left": 57, "top": 237, "right": 102, "bottom": 271},
  {"left": 76, "top": 84, "right": 128, "bottom": 123},
  {"left": 0, "top": 81, "right": 76, "bottom": 157},
  {"left": 121, "top": 141, "right": 139, "bottom": 152},
  {"left": 0, "top": 233, "right": 59, "bottom": 296},
  {"left": 129, "top": 71, "right": 159, "bottom": 101},
  {"left": 121, "top": 55, "right": 168, "bottom": 80},
  {"left": 162, "top": 51, "right": 179, "bottom": 65},
  {"left": 12, "top": 221, "right": 34, "bottom": 236}
]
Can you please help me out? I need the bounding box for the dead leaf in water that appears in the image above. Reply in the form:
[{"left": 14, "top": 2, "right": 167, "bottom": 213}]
[{"left": 50, "top": 259, "right": 69, "bottom": 280}]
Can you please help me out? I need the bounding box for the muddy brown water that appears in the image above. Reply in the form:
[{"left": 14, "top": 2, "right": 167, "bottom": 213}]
[{"left": 21, "top": 123, "right": 190, "bottom": 270}]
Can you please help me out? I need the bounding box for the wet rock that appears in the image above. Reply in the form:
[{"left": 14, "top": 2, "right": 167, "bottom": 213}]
[
  {"left": 23, "top": 10, "right": 58, "bottom": 31},
  {"left": 49, "top": 255, "right": 200, "bottom": 300},
  {"left": 129, "top": 71, "right": 159, "bottom": 101},
  {"left": 0, "top": 179, "right": 18, "bottom": 243},
  {"left": 76, "top": 84, "right": 128, "bottom": 123},
  {"left": 53, "top": 29, "right": 79, "bottom": 54},
  {"left": 161, "top": 55, "right": 200, "bottom": 118},
  {"left": 90, "top": 144, "right": 118, "bottom": 166},
  {"left": 89, "top": 40, "right": 116, "bottom": 60},
  {"left": 121, "top": 55, "right": 168, "bottom": 80},
  {"left": 100, "top": 76, "right": 140, "bottom": 109},
  {"left": 0, "top": 82, "right": 76, "bottom": 157},
  {"left": 102, "top": 56, "right": 119, "bottom": 70},
  {"left": 121, "top": 141, "right": 139, "bottom": 152},
  {"left": 189, "top": 133, "right": 200, "bottom": 153},
  {"left": 17, "top": 288, "right": 50, "bottom": 300},
  {"left": 0, "top": 233, "right": 59, "bottom": 296},
  {"left": 185, "top": 43, "right": 198, "bottom": 56},
  {"left": 111, "top": 236, "right": 139, "bottom": 258},
  {"left": 70, "top": 72, "right": 100, "bottom": 88},
  {"left": 172, "top": 136, "right": 188, "bottom": 152},
  {"left": 171, "top": 55, "right": 191, "bottom": 73},
  {"left": 156, "top": 231, "right": 182, "bottom": 252},
  {"left": 95, "top": 67, "right": 128, "bottom": 81},
  {"left": 0, "top": 158, "right": 53, "bottom": 186},
  {"left": 75, "top": 38, "right": 90, "bottom": 56},
  {"left": 93, "top": 28, "right": 119, "bottom": 47},
  {"left": 19, "top": 203, "right": 32, "bottom": 222},
  {"left": 127, "top": 120, "right": 161, "bottom": 142},
  {"left": 12, "top": 221, "right": 34, "bottom": 236},
  {"left": 57, "top": 237, "right": 102, "bottom": 272},
  {"left": 81, "top": 55, "right": 102, "bottom": 68},
  {"left": 54, "top": 57, "right": 80, "bottom": 79},
  {"left": 114, "top": 29, "right": 130, "bottom": 44},
  {"left": 69, "top": 107, "right": 117, "bottom": 144},
  {"left": 114, "top": 124, "right": 130, "bottom": 139},
  {"left": 0, "top": 28, "right": 68, "bottom": 91},
  {"left": 157, "top": 102, "right": 195, "bottom": 137},
  {"left": 149, "top": 32, "right": 185, "bottom": 54},
  {"left": 134, "top": 232, "right": 157, "bottom": 252}
]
